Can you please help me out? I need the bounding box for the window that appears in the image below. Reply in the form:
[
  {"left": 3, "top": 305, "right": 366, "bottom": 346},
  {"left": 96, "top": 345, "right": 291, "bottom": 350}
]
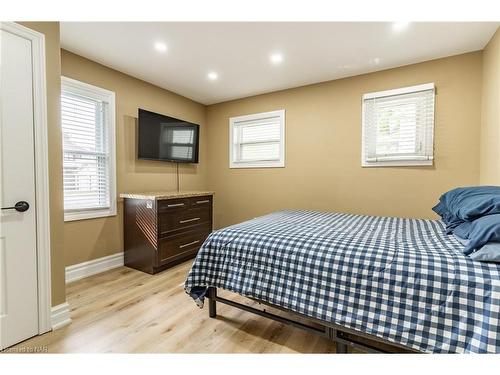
[
  {"left": 229, "top": 109, "right": 285, "bottom": 168},
  {"left": 362, "top": 83, "right": 435, "bottom": 167},
  {"left": 160, "top": 126, "right": 197, "bottom": 161},
  {"left": 61, "top": 77, "right": 116, "bottom": 221}
]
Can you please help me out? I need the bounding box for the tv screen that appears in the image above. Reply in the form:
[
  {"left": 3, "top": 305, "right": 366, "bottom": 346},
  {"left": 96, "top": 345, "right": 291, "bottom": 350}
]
[{"left": 138, "top": 109, "right": 199, "bottom": 163}]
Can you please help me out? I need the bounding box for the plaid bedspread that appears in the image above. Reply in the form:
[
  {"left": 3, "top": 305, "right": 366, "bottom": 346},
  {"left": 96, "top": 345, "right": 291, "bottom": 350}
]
[{"left": 184, "top": 210, "right": 500, "bottom": 353}]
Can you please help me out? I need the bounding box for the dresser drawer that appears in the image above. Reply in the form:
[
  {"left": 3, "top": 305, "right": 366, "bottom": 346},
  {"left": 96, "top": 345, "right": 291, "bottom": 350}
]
[
  {"left": 188, "top": 195, "right": 212, "bottom": 208},
  {"left": 159, "top": 207, "right": 211, "bottom": 237},
  {"left": 157, "top": 198, "right": 190, "bottom": 213},
  {"left": 158, "top": 227, "right": 211, "bottom": 265}
]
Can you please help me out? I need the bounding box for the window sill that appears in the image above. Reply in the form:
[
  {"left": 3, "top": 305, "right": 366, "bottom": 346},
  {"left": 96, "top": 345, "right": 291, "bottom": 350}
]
[
  {"left": 64, "top": 208, "right": 117, "bottom": 222},
  {"left": 230, "top": 161, "right": 285, "bottom": 169},
  {"left": 362, "top": 159, "right": 433, "bottom": 167}
]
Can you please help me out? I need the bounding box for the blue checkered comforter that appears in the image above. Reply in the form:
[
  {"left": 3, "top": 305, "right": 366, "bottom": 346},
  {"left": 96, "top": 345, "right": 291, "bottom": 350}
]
[{"left": 184, "top": 210, "right": 500, "bottom": 353}]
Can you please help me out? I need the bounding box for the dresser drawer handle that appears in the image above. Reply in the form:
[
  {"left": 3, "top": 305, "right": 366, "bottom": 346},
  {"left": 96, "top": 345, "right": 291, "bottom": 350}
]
[
  {"left": 196, "top": 200, "right": 210, "bottom": 204},
  {"left": 179, "top": 217, "right": 200, "bottom": 224},
  {"left": 167, "top": 203, "right": 185, "bottom": 208},
  {"left": 179, "top": 240, "right": 200, "bottom": 249}
]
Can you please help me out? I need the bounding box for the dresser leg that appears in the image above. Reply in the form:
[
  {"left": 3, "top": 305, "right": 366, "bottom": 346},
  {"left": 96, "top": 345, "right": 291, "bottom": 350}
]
[
  {"left": 336, "top": 342, "right": 348, "bottom": 353},
  {"left": 208, "top": 287, "right": 217, "bottom": 318}
]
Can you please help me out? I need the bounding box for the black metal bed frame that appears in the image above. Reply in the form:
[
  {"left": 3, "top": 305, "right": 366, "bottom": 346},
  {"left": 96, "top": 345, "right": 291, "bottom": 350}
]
[{"left": 206, "top": 287, "right": 420, "bottom": 354}]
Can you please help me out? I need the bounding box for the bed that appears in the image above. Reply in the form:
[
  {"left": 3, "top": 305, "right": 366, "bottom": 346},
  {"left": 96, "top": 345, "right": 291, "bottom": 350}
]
[{"left": 184, "top": 210, "right": 500, "bottom": 353}]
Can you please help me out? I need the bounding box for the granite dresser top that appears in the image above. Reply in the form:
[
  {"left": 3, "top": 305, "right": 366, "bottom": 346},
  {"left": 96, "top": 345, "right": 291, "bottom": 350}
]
[{"left": 119, "top": 191, "right": 214, "bottom": 201}]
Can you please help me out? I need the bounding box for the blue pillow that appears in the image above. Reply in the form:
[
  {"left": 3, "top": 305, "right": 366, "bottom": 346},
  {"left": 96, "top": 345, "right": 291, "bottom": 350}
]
[
  {"left": 453, "top": 234, "right": 469, "bottom": 246},
  {"left": 432, "top": 201, "right": 448, "bottom": 218},
  {"left": 463, "top": 214, "right": 500, "bottom": 255},
  {"left": 432, "top": 201, "right": 464, "bottom": 231},
  {"left": 443, "top": 213, "right": 465, "bottom": 233},
  {"left": 439, "top": 186, "right": 500, "bottom": 221},
  {"left": 469, "top": 242, "right": 500, "bottom": 263},
  {"left": 453, "top": 234, "right": 500, "bottom": 263},
  {"left": 452, "top": 221, "right": 471, "bottom": 239}
]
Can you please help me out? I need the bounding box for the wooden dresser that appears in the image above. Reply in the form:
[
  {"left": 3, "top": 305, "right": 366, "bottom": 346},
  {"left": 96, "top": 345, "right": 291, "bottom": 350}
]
[{"left": 121, "top": 191, "right": 213, "bottom": 274}]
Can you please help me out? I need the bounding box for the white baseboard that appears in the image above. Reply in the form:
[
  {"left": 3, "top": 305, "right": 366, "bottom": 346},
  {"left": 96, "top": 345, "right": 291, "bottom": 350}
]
[
  {"left": 51, "top": 302, "right": 71, "bottom": 330},
  {"left": 65, "top": 252, "right": 124, "bottom": 284}
]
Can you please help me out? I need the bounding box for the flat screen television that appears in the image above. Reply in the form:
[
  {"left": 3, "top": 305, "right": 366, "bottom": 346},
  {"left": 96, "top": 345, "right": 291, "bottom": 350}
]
[{"left": 138, "top": 108, "right": 199, "bottom": 163}]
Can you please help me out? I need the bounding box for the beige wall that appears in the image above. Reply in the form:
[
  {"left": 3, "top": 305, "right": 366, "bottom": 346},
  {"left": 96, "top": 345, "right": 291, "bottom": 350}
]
[
  {"left": 480, "top": 28, "right": 500, "bottom": 184},
  {"left": 206, "top": 52, "right": 483, "bottom": 229},
  {"left": 60, "top": 50, "right": 207, "bottom": 266},
  {"left": 19, "top": 22, "right": 66, "bottom": 306}
]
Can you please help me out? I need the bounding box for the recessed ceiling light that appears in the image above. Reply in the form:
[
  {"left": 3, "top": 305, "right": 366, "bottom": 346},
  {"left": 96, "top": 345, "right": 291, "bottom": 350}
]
[
  {"left": 370, "top": 57, "right": 381, "bottom": 65},
  {"left": 154, "top": 42, "right": 168, "bottom": 53},
  {"left": 207, "top": 71, "right": 218, "bottom": 81},
  {"left": 270, "top": 53, "right": 283, "bottom": 65},
  {"left": 392, "top": 22, "right": 410, "bottom": 32}
]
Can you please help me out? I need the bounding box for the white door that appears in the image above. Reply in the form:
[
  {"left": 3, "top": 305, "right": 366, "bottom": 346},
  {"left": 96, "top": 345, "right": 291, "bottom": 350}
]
[{"left": 0, "top": 27, "right": 40, "bottom": 349}]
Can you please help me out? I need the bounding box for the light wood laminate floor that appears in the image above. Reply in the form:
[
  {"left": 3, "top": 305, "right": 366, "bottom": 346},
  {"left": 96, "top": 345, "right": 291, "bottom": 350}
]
[{"left": 9, "top": 260, "right": 340, "bottom": 353}]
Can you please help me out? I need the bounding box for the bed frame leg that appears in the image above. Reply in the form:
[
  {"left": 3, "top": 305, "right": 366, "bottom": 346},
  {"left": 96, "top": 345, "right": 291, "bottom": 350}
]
[
  {"left": 208, "top": 287, "right": 217, "bottom": 318},
  {"left": 336, "top": 342, "right": 348, "bottom": 354}
]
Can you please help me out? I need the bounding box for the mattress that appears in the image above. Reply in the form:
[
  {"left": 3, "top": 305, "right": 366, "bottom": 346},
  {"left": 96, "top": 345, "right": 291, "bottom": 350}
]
[{"left": 184, "top": 210, "right": 500, "bottom": 353}]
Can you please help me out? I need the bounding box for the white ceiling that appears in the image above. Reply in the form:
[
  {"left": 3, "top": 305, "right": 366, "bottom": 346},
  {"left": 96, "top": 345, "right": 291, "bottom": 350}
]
[{"left": 60, "top": 22, "right": 499, "bottom": 105}]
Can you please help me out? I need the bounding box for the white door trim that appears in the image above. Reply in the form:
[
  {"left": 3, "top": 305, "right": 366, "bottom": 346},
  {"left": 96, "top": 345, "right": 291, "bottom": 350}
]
[{"left": 0, "top": 22, "right": 52, "bottom": 335}]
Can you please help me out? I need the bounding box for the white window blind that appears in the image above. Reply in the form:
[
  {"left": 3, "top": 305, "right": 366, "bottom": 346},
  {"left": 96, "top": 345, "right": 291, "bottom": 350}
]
[
  {"left": 362, "top": 83, "right": 435, "bottom": 167},
  {"left": 229, "top": 110, "right": 285, "bottom": 168},
  {"left": 61, "top": 77, "right": 116, "bottom": 221}
]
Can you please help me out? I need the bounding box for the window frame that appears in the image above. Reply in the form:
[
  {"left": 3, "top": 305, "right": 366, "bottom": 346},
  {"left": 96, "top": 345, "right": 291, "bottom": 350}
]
[
  {"left": 229, "top": 109, "right": 285, "bottom": 169},
  {"left": 361, "top": 83, "right": 435, "bottom": 168},
  {"left": 61, "top": 76, "right": 117, "bottom": 222}
]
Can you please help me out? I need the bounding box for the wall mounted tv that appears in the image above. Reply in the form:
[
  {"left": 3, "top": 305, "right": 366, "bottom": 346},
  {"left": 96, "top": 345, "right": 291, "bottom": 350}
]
[{"left": 138, "top": 108, "right": 200, "bottom": 163}]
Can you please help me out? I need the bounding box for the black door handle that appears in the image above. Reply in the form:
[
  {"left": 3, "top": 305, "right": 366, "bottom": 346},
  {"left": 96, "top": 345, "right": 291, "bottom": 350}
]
[{"left": 1, "top": 201, "right": 30, "bottom": 212}]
